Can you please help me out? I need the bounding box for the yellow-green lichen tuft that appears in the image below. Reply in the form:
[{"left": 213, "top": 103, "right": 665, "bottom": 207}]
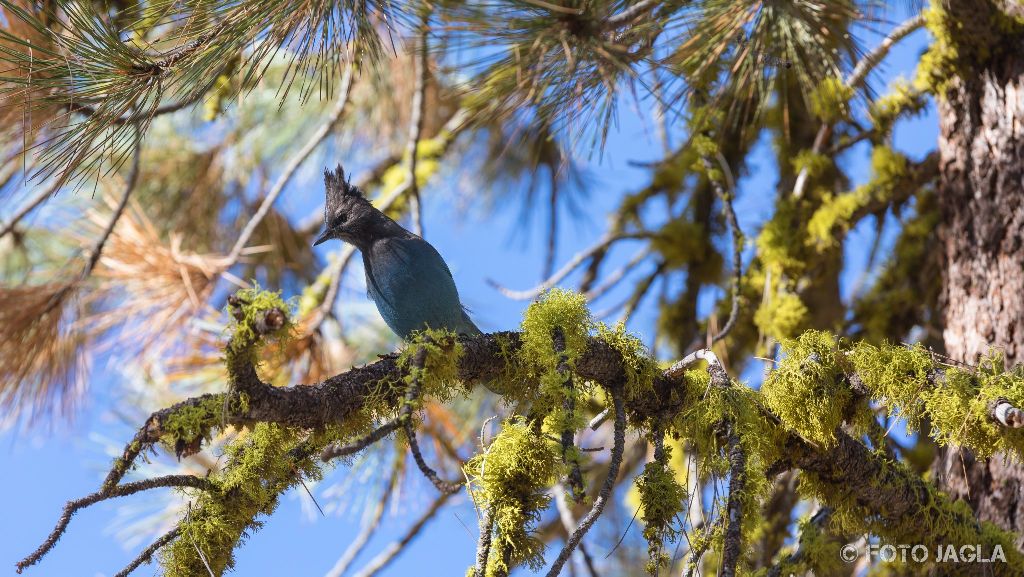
[
  {"left": 791, "top": 150, "right": 832, "bottom": 181},
  {"left": 225, "top": 285, "right": 295, "bottom": 370},
  {"left": 399, "top": 328, "right": 466, "bottom": 404},
  {"left": 809, "top": 76, "right": 854, "bottom": 123},
  {"left": 161, "top": 423, "right": 324, "bottom": 576},
  {"left": 849, "top": 341, "right": 932, "bottom": 431},
  {"left": 922, "top": 352, "right": 1024, "bottom": 459},
  {"left": 467, "top": 418, "right": 562, "bottom": 576},
  {"left": 754, "top": 292, "right": 809, "bottom": 342},
  {"left": 595, "top": 321, "right": 659, "bottom": 402},
  {"left": 635, "top": 447, "right": 688, "bottom": 575},
  {"left": 762, "top": 331, "right": 850, "bottom": 447}
]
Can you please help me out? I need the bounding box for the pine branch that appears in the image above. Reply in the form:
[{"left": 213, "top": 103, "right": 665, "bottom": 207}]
[
  {"left": 349, "top": 491, "right": 454, "bottom": 577},
  {"left": 113, "top": 527, "right": 182, "bottom": 577},
  {"left": 324, "top": 461, "right": 401, "bottom": 577},
  {"left": 0, "top": 178, "right": 62, "bottom": 239}
]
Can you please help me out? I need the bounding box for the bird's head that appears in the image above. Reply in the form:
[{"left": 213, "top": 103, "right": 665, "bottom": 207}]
[{"left": 313, "top": 165, "right": 381, "bottom": 248}]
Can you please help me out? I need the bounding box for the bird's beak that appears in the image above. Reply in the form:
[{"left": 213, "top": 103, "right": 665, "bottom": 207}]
[{"left": 313, "top": 229, "right": 332, "bottom": 246}]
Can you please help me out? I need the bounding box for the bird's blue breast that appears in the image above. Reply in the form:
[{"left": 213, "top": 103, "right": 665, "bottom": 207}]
[{"left": 363, "top": 236, "right": 479, "bottom": 339}]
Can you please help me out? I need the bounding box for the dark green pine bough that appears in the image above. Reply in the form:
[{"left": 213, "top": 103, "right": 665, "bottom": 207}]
[{"left": 16, "top": 289, "right": 1024, "bottom": 577}]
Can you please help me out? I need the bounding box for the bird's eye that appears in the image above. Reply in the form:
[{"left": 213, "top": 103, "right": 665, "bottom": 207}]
[{"left": 333, "top": 213, "right": 347, "bottom": 226}]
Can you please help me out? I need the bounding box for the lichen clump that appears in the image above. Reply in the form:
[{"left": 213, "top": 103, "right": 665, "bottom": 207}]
[
  {"left": 761, "top": 331, "right": 851, "bottom": 447},
  {"left": 466, "top": 419, "right": 562, "bottom": 576},
  {"left": 635, "top": 448, "right": 688, "bottom": 574}
]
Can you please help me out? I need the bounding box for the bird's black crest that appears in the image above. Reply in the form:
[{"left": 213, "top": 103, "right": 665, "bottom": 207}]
[{"left": 324, "top": 164, "right": 362, "bottom": 199}]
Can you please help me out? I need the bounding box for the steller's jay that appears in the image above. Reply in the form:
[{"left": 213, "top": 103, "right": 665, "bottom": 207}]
[{"left": 313, "top": 165, "right": 481, "bottom": 339}]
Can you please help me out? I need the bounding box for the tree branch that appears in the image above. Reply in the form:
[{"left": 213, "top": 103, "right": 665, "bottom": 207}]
[
  {"left": 113, "top": 527, "right": 181, "bottom": 577},
  {"left": 402, "top": 347, "right": 463, "bottom": 494},
  {"left": 0, "top": 178, "right": 62, "bottom": 239},
  {"left": 404, "top": 14, "right": 430, "bottom": 238},
  {"left": 16, "top": 475, "right": 212, "bottom": 573},
  {"left": 544, "top": 386, "right": 625, "bottom": 577},
  {"left": 349, "top": 491, "right": 454, "bottom": 577},
  {"left": 225, "top": 60, "right": 355, "bottom": 265},
  {"left": 792, "top": 14, "right": 925, "bottom": 198}
]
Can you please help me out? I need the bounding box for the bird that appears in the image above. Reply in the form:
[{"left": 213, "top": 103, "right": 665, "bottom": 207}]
[{"left": 313, "top": 164, "right": 481, "bottom": 340}]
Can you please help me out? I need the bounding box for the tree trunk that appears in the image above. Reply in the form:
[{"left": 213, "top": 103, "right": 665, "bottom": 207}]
[{"left": 933, "top": 0, "right": 1024, "bottom": 548}]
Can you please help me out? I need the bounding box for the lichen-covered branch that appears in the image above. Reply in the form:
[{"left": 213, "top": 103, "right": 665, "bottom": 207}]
[
  {"left": 720, "top": 428, "right": 745, "bottom": 577},
  {"left": 543, "top": 387, "right": 625, "bottom": 577}
]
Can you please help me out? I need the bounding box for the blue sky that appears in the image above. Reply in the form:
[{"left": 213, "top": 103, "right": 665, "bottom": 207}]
[{"left": 1, "top": 11, "right": 939, "bottom": 577}]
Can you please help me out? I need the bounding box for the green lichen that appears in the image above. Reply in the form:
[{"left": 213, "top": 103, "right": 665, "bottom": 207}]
[
  {"left": 466, "top": 418, "right": 562, "bottom": 576},
  {"left": 809, "top": 76, "right": 854, "bottom": 123},
  {"left": 761, "top": 331, "right": 851, "bottom": 447},
  {"left": 224, "top": 285, "right": 295, "bottom": 371},
  {"left": 791, "top": 150, "right": 832, "bottom": 180},
  {"left": 518, "top": 289, "right": 593, "bottom": 431},
  {"left": 161, "top": 423, "right": 325, "bottom": 576},
  {"left": 849, "top": 341, "right": 932, "bottom": 431},
  {"left": 869, "top": 79, "right": 927, "bottom": 135},
  {"left": 595, "top": 321, "right": 659, "bottom": 402},
  {"left": 398, "top": 328, "right": 465, "bottom": 404},
  {"left": 806, "top": 146, "right": 908, "bottom": 250},
  {"left": 635, "top": 446, "right": 687, "bottom": 574},
  {"left": 753, "top": 291, "right": 809, "bottom": 342},
  {"left": 798, "top": 459, "right": 1024, "bottom": 575},
  {"left": 923, "top": 353, "right": 1024, "bottom": 459},
  {"left": 650, "top": 219, "right": 708, "bottom": 268}
]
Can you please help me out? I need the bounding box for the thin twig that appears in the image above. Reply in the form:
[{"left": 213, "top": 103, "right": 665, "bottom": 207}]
[
  {"left": 321, "top": 420, "right": 401, "bottom": 462},
  {"left": 473, "top": 508, "right": 495, "bottom": 577},
  {"left": 553, "top": 483, "right": 601, "bottom": 577},
  {"left": 792, "top": 14, "right": 924, "bottom": 198},
  {"left": 81, "top": 135, "right": 142, "bottom": 281},
  {"left": 112, "top": 527, "right": 181, "bottom": 577},
  {"left": 664, "top": 349, "right": 723, "bottom": 381},
  {"left": 0, "top": 178, "right": 62, "bottom": 239},
  {"left": 225, "top": 61, "right": 355, "bottom": 264},
  {"left": 488, "top": 232, "right": 652, "bottom": 300},
  {"left": 544, "top": 387, "right": 625, "bottom": 577},
  {"left": 324, "top": 461, "right": 401, "bottom": 577},
  {"left": 702, "top": 153, "right": 742, "bottom": 345},
  {"left": 605, "top": 0, "right": 659, "bottom": 27},
  {"left": 584, "top": 248, "right": 651, "bottom": 301},
  {"left": 405, "top": 13, "right": 430, "bottom": 238},
  {"left": 402, "top": 347, "right": 462, "bottom": 494},
  {"left": 17, "top": 475, "right": 212, "bottom": 573},
  {"left": 349, "top": 491, "right": 454, "bottom": 577}
]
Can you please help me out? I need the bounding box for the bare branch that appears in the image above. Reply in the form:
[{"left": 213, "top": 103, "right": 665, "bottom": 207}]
[
  {"left": 402, "top": 347, "right": 462, "bottom": 494},
  {"left": 405, "top": 15, "right": 430, "bottom": 238},
  {"left": 993, "top": 399, "right": 1024, "bottom": 428},
  {"left": 544, "top": 387, "right": 625, "bottom": 577},
  {"left": 605, "top": 0, "right": 660, "bottom": 27},
  {"left": 702, "top": 153, "right": 743, "bottom": 345},
  {"left": 225, "top": 61, "right": 355, "bottom": 264},
  {"left": 321, "top": 420, "right": 401, "bottom": 462},
  {"left": 0, "top": 178, "right": 62, "bottom": 239},
  {"left": 324, "top": 463, "right": 401, "bottom": 577},
  {"left": 720, "top": 428, "right": 745, "bottom": 577},
  {"left": 113, "top": 527, "right": 181, "bottom": 577},
  {"left": 16, "top": 475, "right": 212, "bottom": 573},
  {"left": 349, "top": 491, "right": 455, "bottom": 577},
  {"left": 473, "top": 508, "right": 495, "bottom": 577},
  {"left": 81, "top": 134, "right": 142, "bottom": 281},
  {"left": 488, "top": 232, "right": 652, "bottom": 300},
  {"left": 553, "top": 484, "right": 601, "bottom": 577}
]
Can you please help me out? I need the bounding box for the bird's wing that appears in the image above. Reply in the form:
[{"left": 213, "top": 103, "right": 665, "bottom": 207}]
[{"left": 364, "top": 236, "right": 475, "bottom": 337}]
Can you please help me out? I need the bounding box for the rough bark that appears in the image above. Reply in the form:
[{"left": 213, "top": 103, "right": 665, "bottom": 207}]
[{"left": 934, "top": 0, "right": 1024, "bottom": 548}]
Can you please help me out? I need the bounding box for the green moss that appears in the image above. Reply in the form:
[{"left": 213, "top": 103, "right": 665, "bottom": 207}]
[
  {"left": 466, "top": 418, "right": 562, "bottom": 576},
  {"left": 762, "top": 331, "right": 851, "bottom": 447},
  {"left": 753, "top": 292, "right": 809, "bottom": 342},
  {"left": 159, "top": 395, "right": 233, "bottom": 452},
  {"left": 809, "top": 76, "right": 854, "bottom": 123},
  {"left": 756, "top": 198, "right": 806, "bottom": 274}
]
